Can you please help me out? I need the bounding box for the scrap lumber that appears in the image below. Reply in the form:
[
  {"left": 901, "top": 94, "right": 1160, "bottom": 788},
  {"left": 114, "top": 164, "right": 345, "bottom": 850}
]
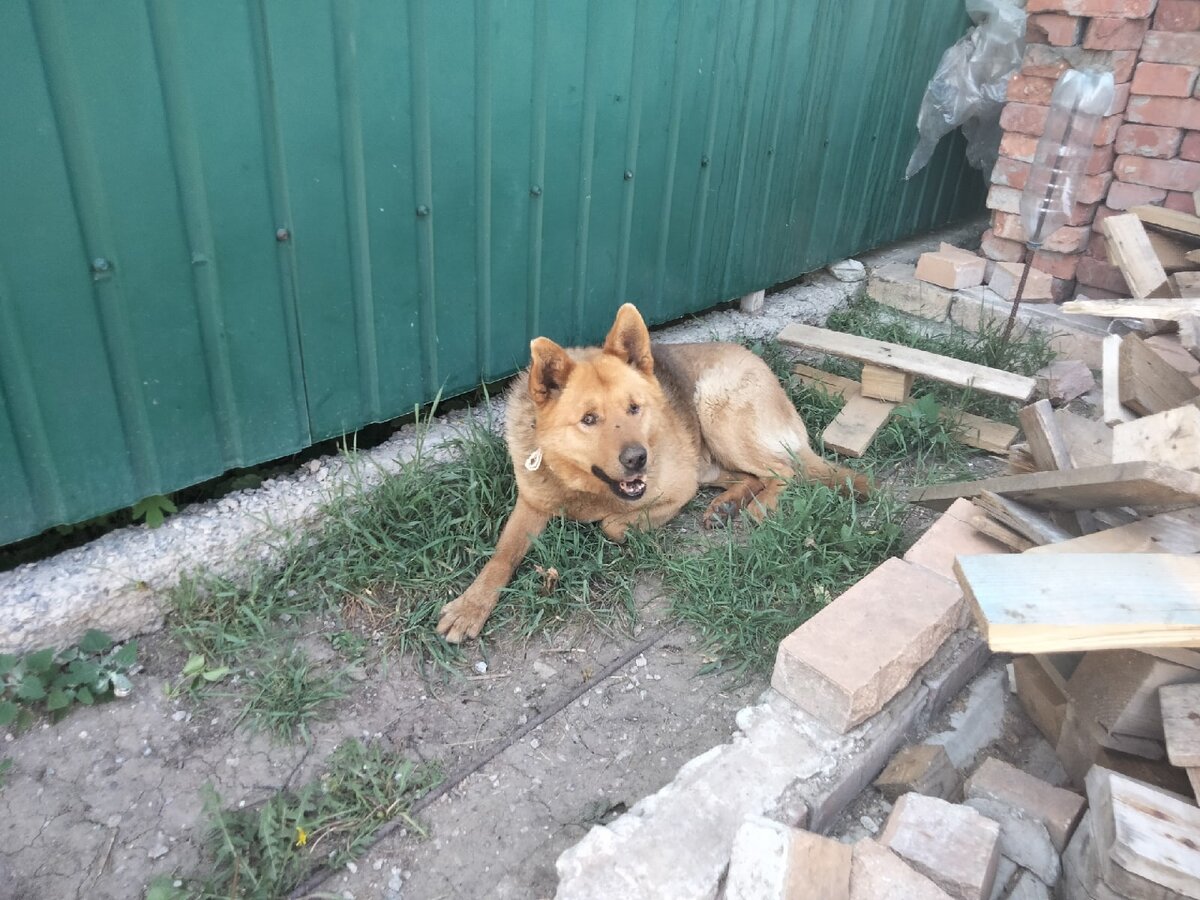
[
  {"left": 1120, "top": 332, "right": 1200, "bottom": 416},
  {"left": 973, "top": 491, "right": 1073, "bottom": 546},
  {"left": 1006, "top": 442, "right": 1036, "bottom": 474},
  {"left": 792, "top": 363, "right": 1018, "bottom": 454},
  {"left": 1086, "top": 766, "right": 1200, "bottom": 899},
  {"left": 1013, "top": 655, "right": 1071, "bottom": 745},
  {"left": 792, "top": 363, "right": 860, "bottom": 397},
  {"left": 777, "top": 323, "right": 1037, "bottom": 401},
  {"left": 1147, "top": 230, "right": 1195, "bottom": 273},
  {"left": 1132, "top": 204, "right": 1200, "bottom": 240},
  {"left": 965, "top": 509, "right": 1035, "bottom": 552},
  {"left": 1171, "top": 271, "right": 1200, "bottom": 295},
  {"left": 1018, "top": 399, "right": 1097, "bottom": 534},
  {"left": 905, "top": 461, "right": 1200, "bottom": 514},
  {"left": 954, "top": 553, "right": 1200, "bottom": 653},
  {"left": 1101, "top": 213, "right": 1169, "bottom": 298},
  {"left": 1103, "top": 335, "right": 1137, "bottom": 426},
  {"left": 1181, "top": 314, "right": 1200, "bottom": 362},
  {"left": 823, "top": 393, "right": 895, "bottom": 458},
  {"left": 1018, "top": 400, "right": 1073, "bottom": 472},
  {"left": 1113, "top": 406, "right": 1200, "bottom": 471},
  {"left": 1066, "top": 650, "right": 1196, "bottom": 750},
  {"left": 1160, "top": 683, "right": 1200, "bottom": 769},
  {"left": 1026, "top": 507, "right": 1200, "bottom": 555},
  {"left": 860, "top": 364, "right": 912, "bottom": 402},
  {"left": 1146, "top": 334, "right": 1200, "bottom": 376},
  {"left": 1054, "top": 408, "right": 1113, "bottom": 469},
  {"left": 1062, "top": 298, "right": 1200, "bottom": 320}
]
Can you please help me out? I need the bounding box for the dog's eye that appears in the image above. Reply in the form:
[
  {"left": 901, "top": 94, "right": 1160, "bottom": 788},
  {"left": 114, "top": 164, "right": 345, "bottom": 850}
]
[
  {"left": 581, "top": 413, "right": 598, "bottom": 426},
  {"left": 627, "top": 403, "right": 640, "bottom": 415}
]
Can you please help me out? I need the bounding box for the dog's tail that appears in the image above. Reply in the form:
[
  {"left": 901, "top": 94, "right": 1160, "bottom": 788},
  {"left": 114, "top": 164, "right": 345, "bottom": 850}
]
[{"left": 797, "top": 447, "right": 872, "bottom": 498}]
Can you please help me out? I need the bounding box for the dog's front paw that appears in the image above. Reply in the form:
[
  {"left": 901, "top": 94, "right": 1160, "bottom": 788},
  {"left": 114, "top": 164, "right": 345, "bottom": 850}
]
[{"left": 436, "top": 590, "right": 495, "bottom": 644}]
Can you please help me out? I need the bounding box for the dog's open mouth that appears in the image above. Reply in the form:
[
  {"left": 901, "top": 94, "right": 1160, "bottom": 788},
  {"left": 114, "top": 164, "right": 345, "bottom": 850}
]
[{"left": 591, "top": 466, "right": 647, "bottom": 501}]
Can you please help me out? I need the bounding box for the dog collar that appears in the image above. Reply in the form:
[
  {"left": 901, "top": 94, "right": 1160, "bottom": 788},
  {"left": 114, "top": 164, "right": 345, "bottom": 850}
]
[{"left": 524, "top": 448, "right": 543, "bottom": 471}]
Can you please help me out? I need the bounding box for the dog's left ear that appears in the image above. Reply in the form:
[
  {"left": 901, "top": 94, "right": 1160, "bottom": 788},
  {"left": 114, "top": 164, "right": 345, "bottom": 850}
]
[{"left": 603, "top": 303, "right": 654, "bottom": 376}]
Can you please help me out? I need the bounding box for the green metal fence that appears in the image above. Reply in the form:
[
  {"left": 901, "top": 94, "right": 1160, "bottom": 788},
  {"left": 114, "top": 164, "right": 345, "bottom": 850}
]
[{"left": 0, "top": 0, "right": 984, "bottom": 546}]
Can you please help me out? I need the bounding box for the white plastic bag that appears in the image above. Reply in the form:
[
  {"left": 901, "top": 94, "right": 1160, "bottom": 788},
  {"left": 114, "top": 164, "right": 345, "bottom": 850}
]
[{"left": 905, "top": 0, "right": 1026, "bottom": 180}]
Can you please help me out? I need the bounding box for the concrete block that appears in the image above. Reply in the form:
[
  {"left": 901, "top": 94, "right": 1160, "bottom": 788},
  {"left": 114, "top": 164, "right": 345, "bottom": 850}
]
[
  {"left": 850, "top": 839, "right": 956, "bottom": 900},
  {"left": 1036, "top": 359, "right": 1096, "bottom": 404},
  {"left": 964, "top": 756, "right": 1085, "bottom": 852},
  {"left": 829, "top": 259, "right": 867, "bottom": 282},
  {"left": 772, "top": 558, "right": 965, "bottom": 733},
  {"left": 925, "top": 668, "right": 1008, "bottom": 769},
  {"left": 724, "top": 816, "right": 791, "bottom": 899},
  {"left": 988, "top": 261, "right": 1055, "bottom": 302},
  {"left": 964, "top": 797, "right": 1061, "bottom": 886},
  {"left": 881, "top": 793, "right": 1001, "bottom": 900},
  {"left": 987, "top": 856, "right": 1019, "bottom": 900},
  {"left": 874, "top": 743, "right": 961, "bottom": 803},
  {"left": 1004, "top": 869, "right": 1052, "bottom": 900},
  {"left": 725, "top": 816, "right": 853, "bottom": 900},
  {"left": 917, "top": 250, "right": 987, "bottom": 290},
  {"left": 869, "top": 262, "right": 954, "bottom": 321},
  {"left": 554, "top": 698, "right": 821, "bottom": 900},
  {"left": 903, "top": 498, "right": 1010, "bottom": 584}
]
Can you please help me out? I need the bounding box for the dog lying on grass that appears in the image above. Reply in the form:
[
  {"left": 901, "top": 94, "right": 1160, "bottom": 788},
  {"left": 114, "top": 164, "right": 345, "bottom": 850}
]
[{"left": 437, "top": 303, "right": 869, "bottom": 643}]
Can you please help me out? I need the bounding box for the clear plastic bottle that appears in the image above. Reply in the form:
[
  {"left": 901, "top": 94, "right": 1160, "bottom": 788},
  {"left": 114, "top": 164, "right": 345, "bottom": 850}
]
[{"left": 1019, "top": 69, "right": 1115, "bottom": 248}]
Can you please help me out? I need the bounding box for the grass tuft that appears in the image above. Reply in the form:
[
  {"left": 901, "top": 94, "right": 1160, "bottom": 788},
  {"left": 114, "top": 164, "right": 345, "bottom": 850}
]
[
  {"left": 642, "top": 480, "right": 905, "bottom": 676},
  {"left": 236, "top": 646, "right": 347, "bottom": 744},
  {"left": 157, "top": 739, "right": 441, "bottom": 900}
]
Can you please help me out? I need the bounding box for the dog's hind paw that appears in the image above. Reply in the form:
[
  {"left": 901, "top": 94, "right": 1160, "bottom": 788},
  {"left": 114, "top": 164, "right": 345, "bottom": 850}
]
[
  {"left": 702, "top": 499, "right": 740, "bottom": 529},
  {"left": 436, "top": 593, "right": 494, "bottom": 643}
]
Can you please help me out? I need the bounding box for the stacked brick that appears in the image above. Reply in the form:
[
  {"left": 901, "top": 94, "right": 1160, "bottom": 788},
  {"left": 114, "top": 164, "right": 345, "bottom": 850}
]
[{"left": 980, "top": 0, "right": 1200, "bottom": 301}]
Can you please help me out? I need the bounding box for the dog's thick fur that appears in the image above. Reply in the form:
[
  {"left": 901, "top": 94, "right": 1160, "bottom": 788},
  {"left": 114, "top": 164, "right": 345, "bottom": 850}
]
[{"left": 436, "top": 303, "right": 869, "bottom": 642}]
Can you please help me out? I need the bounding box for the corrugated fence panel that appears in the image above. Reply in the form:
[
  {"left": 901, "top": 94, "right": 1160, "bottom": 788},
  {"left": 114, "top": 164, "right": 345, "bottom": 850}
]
[{"left": 1, "top": 0, "right": 984, "bottom": 545}]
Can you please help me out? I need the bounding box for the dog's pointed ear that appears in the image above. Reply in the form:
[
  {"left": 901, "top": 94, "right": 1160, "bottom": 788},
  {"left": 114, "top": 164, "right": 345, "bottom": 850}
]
[
  {"left": 529, "top": 337, "right": 574, "bottom": 407},
  {"left": 603, "top": 303, "right": 654, "bottom": 375}
]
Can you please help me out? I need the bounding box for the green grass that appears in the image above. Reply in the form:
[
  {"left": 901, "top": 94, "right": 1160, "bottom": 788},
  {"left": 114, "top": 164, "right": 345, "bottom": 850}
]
[
  {"left": 236, "top": 646, "right": 347, "bottom": 744},
  {"left": 171, "top": 419, "right": 640, "bottom": 686},
  {"left": 152, "top": 739, "right": 441, "bottom": 900},
  {"left": 639, "top": 479, "right": 905, "bottom": 677}
]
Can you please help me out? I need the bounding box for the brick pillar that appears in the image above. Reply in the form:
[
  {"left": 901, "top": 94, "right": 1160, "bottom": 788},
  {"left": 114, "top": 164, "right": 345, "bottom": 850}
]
[{"left": 979, "top": 1, "right": 1166, "bottom": 302}]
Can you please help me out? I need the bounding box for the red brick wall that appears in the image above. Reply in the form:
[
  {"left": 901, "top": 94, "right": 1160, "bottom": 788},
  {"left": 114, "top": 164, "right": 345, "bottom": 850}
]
[{"left": 980, "top": 0, "right": 1200, "bottom": 301}]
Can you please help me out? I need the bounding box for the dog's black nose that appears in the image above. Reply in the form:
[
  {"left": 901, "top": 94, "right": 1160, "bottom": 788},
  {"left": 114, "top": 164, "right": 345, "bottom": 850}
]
[{"left": 620, "top": 444, "right": 647, "bottom": 473}]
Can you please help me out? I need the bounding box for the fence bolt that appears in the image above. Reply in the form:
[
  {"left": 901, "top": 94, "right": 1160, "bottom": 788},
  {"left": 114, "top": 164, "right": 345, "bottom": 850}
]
[
  {"left": 275, "top": 228, "right": 290, "bottom": 242},
  {"left": 416, "top": 205, "right": 430, "bottom": 217}
]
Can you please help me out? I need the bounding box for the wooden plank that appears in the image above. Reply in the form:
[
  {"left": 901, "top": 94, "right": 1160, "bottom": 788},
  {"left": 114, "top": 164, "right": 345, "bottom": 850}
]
[
  {"left": 1145, "top": 334, "right": 1200, "bottom": 376},
  {"left": 1181, "top": 314, "right": 1200, "bottom": 361},
  {"left": 1190, "top": 769, "right": 1200, "bottom": 805},
  {"left": 822, "top": 393, "right": 894, "bottom": 458},
  {"left": 860, "top": 364, "right": 913, "bottom": 402},
  {"left": 1132, "top": 204, "right": 1200, "bottom": 240},
  {"left": 1120, "top": 332, "right": 1200, "bottom": 416},
  {"left": 1026, "top": 507, "right": 1200, "bottom": 555},
  {"left": 1148, "top": 230, "right": 1195, "bottom": 273},
  {"left": 973, "top": 491, "right": 1073, "bottom": 546},
  {"left": 793, "top": 363, "right": 1018, "bottom": 454},
  {"left": 1171, "top": 271, "right": 1200, "bottom": 293},
  {"left": 1086, "top": 766, "right": 1200, "bottom": 900},
  {"left": 1066, "top": 650, "right": 1195, "bottom": 748},
  {"left": 1160, "top": 683, "right": 1200, "bottom": 768},
  {"left": 905, "top": 461, "right": 1200, "bottom": 514},
  {"left": 1113, "top": 406, "right": 1200, "bottom": 471},
  {"left": 1102, "top": 213, "right": 1169, "bottom": 298},
  {"left": 1103, "top": 335, "right": 1137, "bottom": 426},
  {"left": 940, "top": 410, "right": 1018, "bottom": 454},
  {"left": 777, "top": 323, "right": 1037, "bottom": 401},
  {"left": 1062, "top": 298, "right": 1200, "bottom": 320},
  {"left": 966, "top": 508, "right": 1035, "bottom": 551},
  {"left": 1018, "top": 400, "right": 1073, "bottom": 471},
  {"left": 792, "top": 363, "right": 860, "bottom": 398},
  {"left": 1013, "top": 655, "right": 1070, "bottom": 744},
  {"left": 954, "top": 553, "right": 1200, "bottom": 653},
  {"left": 1054, "top": 409, "right": 1113, "bottom": 469}
]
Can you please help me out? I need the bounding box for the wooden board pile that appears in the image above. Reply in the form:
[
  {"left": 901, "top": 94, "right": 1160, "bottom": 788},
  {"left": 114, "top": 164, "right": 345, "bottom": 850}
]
[{"left": 908, "top": 216, "right": 1200, "bottom": 898}]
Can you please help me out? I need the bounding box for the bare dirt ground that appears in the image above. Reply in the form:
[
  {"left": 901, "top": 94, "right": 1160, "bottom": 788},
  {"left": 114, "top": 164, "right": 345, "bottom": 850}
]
[{"left": 0, "top": 583, "right": 762, "bottom": 900}]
